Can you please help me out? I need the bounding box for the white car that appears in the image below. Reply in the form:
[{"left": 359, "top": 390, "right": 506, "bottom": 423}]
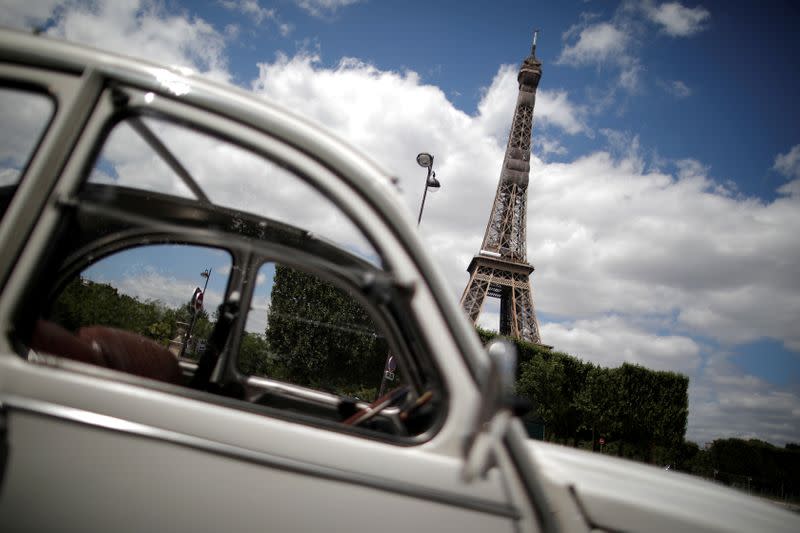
[{"left": 0, "top": 29, "right": 795, "bottom": 532}]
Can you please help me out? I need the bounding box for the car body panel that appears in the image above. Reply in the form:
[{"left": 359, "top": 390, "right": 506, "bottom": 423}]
[
  {"left": 0, "top": 28, "right": 796, "bottom": 533},
  {"left": 529, "top": 439, "right": 798, "bottom": 532}
]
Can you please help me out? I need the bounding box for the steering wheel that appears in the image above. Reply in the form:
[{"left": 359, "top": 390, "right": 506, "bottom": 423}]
[{"left": 343, "top": 385, "right": 411, "bottom": 426}]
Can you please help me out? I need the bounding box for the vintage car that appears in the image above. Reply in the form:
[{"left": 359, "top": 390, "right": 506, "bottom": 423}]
[{"left": 0, "top": 29, "right": 796, "bottom": 532}]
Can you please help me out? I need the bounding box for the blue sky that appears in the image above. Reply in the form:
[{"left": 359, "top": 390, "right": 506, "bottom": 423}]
[{"left": 3, "top": 0, "right": 799, "bottom": 446}]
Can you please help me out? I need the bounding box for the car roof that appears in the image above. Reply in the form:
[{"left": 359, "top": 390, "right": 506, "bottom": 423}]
[{"left": 0, "top": 27, "right": 408, "bottom": 230}]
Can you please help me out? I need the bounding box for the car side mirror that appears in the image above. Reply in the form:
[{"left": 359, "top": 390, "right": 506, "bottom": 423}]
[
  {"left": 487, "top": 339, "right": 517, "bottom": 403},
  {"left": 462, "top": 338, "right": 518, "bottom": 482}
]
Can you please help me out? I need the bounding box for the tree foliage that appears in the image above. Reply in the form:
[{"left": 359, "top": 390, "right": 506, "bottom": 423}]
[
  {"left": 677, "top": 438, "right": 800, "bottom": 501},
  {"left": 49, "top": 277, "right": 213, "bottom": 356},
  {"left": 483, "top": 329, "right": 689, "bottom": 463},
  {"left": 264, "top": 265, "right": 389, "bottom": 399}
]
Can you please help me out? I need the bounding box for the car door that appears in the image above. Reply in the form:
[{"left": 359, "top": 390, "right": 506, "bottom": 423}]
[{"left": 0, "top": 43, "right": 531, "bottom": 532}]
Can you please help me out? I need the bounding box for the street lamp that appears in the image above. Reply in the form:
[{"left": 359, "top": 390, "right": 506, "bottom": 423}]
[
  {"left": 179, "top": 267, "right": 212, "bottom": 360},
  {"left": 416, "top": 152, "right": 440, "bottom": 225},
  {"left": 376, "top": 153, "right": 440, "bottom": 396}
]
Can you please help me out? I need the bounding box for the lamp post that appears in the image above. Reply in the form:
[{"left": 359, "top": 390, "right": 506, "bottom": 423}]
[
  {"left": 179, "top": 267, "right": 212, "bottom": 360},
  {"left": 416, "top": 152, "right": 440, "bottom": 226},
  {"left": 377, "top": 154, "right": 441, "bottom": 397}
]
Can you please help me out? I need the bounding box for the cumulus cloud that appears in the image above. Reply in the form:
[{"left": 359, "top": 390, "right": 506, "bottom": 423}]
[
  {"left": 246, "top": 48, "right": 800, "bottom": 361},
  {"left": 773, "top": 144, "right": 800, "bottom": 179},
  {"left": 558, "top": 22, "right": 630, "bottom": 66},
  {"left": 558, "top": 2, "right": 710, "bottom": 94},
  {"left": 642, "top": 1, "right": 711, "bottom": 37},
  {"left": 541, "top": 316, "right": 701, "bottom": 373},
  {"left": 527, "top": 151, "right": 800, "bottom": 351},
  {"left": 41, "top": 0, "right": 231, "bottom": 82},
  {"left": 557, "top": 18, "right": 642, "bottom": 91},
  {"left": 475, "top": 64, "right": 588, "bottom": 140}
]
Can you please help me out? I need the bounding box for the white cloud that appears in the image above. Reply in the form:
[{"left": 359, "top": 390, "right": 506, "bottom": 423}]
[
  {"left": 43, "top": 0, "right": 230, "bottom": 82},
  {"left": 247, "top": 50, "right": 800, "bottom": 360},
  {"left": 279, "top": 23, "right": 293, "bottom": 37},
  {"left": 536, "top": 138, "right": 568, "bottom": 157},
  {"left": 557, "top": 19, "right": 642, "bottom": 92},
  {"left": 643, "top": 1, "right": 711, "bottom": 37},
  {"left": 220, "top": 0, "right": 275, "bottom": 25},
  {"left": 599, "top": 128, "right": 644, "bottom": 168},
  {"left": 0, "top": 89, "right": 53, "bottom": 168},
  {"left": 295, "top": 0, "right": 364, "bottom": 18},
  {"left": 618, "top": 63, "right": 643, "bottom": 92},
  {"left": 541, "top": 316, "right": 701, "bottom": 373},
  {"left": 558, "top": 22, "right": 629, "bottom": 66},
  {"left": 220, "top": 0, "right": 292, "bottom": 36},
  {"left": 773, "top": 144, "right": 800, "bottom": 179},
  {"left": 688, "top": 356, "right": 800, "bottom": 445},
  {"left": 475, "top": 65, "right": 588, "bottom": 139},
  {"left": 246, "top": 300, "right": 270, "bottom": 333},
  {"left": 0, "top": 0, "right": 63, "bottom": 29},
  {"left": 538, "top": 90, "right": 590, "bottom": 135},
  {"left": 558, "top": 3, "right": 709, "bottom": 94},
  {"left": 94, "top": 268, "right": 225, "bottom": 314}
]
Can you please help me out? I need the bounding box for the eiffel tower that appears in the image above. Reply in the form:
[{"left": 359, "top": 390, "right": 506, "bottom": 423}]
[{"left": 460, "top": 31, "right": 545, "bottom": 345}]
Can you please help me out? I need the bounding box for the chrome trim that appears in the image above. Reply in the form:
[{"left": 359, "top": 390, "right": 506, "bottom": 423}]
[
  {"left": 0, "top": 394, "right": 520, "bottom": 520},
  {"left": 246, "top": 374, "right": 363, "bottom": 409}
]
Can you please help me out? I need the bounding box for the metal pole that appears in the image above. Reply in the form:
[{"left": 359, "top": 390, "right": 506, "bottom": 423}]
[
  {"left": 179, "top": 267, "right": 212, "bottom": 360},
  {"left": 179, "top": 311, "right": 196, "bottom": 360},
  {"left": 202, "top": 267, "right": 212, "bottom": 294},
  {"left": 417, "top": 165, "right": 432, "bottom": 226}
]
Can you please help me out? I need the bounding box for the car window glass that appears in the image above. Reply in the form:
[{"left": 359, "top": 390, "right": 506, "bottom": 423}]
[
  {"left": 0, "top": 87, "right": 53, "bottom": 220},
  {"left": 48, "top": 244, "right": 232, "bottom": 363},
  {"left": 89, "top": 116, "right": 379, "bottom": 266},
  {"left": 240, "top": 261, "right": 404, "bottom": 402},
  {"left": 89, "top": 120, "right": 194, "bottom": 198}
]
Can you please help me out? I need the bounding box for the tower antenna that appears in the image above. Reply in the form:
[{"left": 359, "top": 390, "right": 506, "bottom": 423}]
[{"left": 532, "top": 29, "right": 540, "bottom": 56}]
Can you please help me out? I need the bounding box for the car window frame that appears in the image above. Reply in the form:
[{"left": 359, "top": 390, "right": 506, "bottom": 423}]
[
  {"left": 0, "top": 82, "right": 57, "bottom": 213},
  {"left": 11, "top": 83, "right": 449, "bottom": 444}
]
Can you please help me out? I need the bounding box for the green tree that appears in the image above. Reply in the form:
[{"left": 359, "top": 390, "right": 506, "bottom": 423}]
[
  {"left": 265, "top": 265, "right": 388, "bottom": 399},
  {"left": 576, "top": 365, "right": 621, "bottom": 450}
]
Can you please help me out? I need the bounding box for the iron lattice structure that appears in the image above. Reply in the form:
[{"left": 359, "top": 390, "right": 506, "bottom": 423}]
[{"left": 460, "top": 35, "right": 544, "bottom": 345}]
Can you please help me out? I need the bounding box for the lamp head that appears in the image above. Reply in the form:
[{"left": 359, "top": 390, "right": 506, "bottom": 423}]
[
  {"left": 416, "top": 152, "right": 434, "bottom": 168},
  {"left": 426, "top": 171, "right": 440, "bottom": 191}
]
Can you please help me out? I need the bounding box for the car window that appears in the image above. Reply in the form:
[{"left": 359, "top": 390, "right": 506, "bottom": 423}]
[
  {"left": 0, "top": 87, "right": 54, "bottom": 221},
  {"left": 89, "top": 116, "right": 380, "bottom": 266},
  {"left": 240, "top": 261, "right": 405, "bottom": 402},
  {"left": 44, "top": 244, "right": 232, "bottom": 373},
  {"left": 21, "top": 103, "right": 440, "bottom": 440}
]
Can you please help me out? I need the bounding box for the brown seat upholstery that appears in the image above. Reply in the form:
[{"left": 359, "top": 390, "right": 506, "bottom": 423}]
[
  {"left": 30, "top": 319, "right": 105, "bottom": 366},
  {"left": 30, "top": 320, "right": 182, "bottom": 385},
  {"left": 78, "top": 326, "right": 182, "bottom": 384}
]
